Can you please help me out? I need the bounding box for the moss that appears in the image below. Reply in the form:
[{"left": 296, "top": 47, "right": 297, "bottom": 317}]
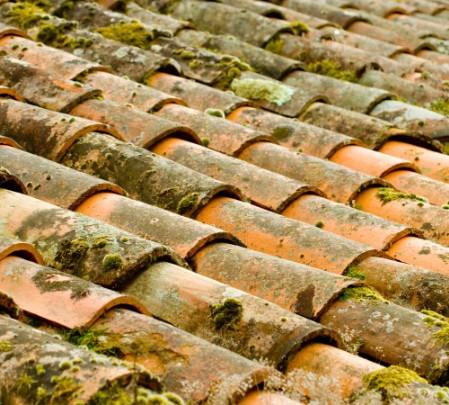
[
  {"left": 272, "top": 126, "right": 292, "bottom": 140},
  {"left": 65, "top": 327, "right": 124, "bottom": 358},
  {"left": 5, "top": 2, "right": 47, "bottom": 30},
  {"left": 230, "top": 78, "right": 294, "bottom": 106},
  {"left": 201, "top": 138, "right": 210, "bottom": 147},
  {"left": 163, "top": 393, "right": 184, "bottom": 404},
  {"left": 48, "top": 376, "right": 83, "bottom": 403},
  {"left": 362, "top": 366, "right": 427, "bottom": 400},
  {"left": 429, "top": 99, "right": 449, "bottom": 117},
  {"left": 52, "top": 1, "right": 74, "bottom": 18},
  {"left": 376, "top": 187, "right": 427, "bottom": 205},
  {"left": 177, "top": 49, "right": 195, "bottom": 59},
  {"left": 102, "top": 253, "right": 123, "bottom": 270},
  {"left": 95, "top": 22, "right": 154, "bottom": 50},
  {"left": 35, "top": 364, "right": 46, "bottom": 376},
  {"left": 340, "top": 287, "right": 388, "bottom": 303},
  {"left": 205, "top": 108, "right": 225, "bottom": 118},
  {"left": 443, "top": 142, "right": 449, "bottom": 155},
  {"left": 264, "top": 36, "right": 284, "bottom": 54},
  {"left": 344, "top": 265, "right": 366, "bottom": 280},
  {"left": 306, "top": 59, "right": 357, "bottom": 82},
  {"left": 314, "top": 220, "right": 324, "bottom": 228},
  {"left": 210, "top": 298, "right": 243, "bottom": 331},
  {"left": 188, "top": 59, "right": 203, "bottom": 69},
  {"left": 288, "top": 20, "right": 309, "bottom": 36},
  {"left": 16, "top": 373, "right": 37, "bottom": 393},
  {"left": 36, "top": 22, "right": 92, "bottom": 50},
  {"left": 0, "top": 339, "right": 12, "bottom": 352},
  {"left": 176, "top": 192, "right": 200, "bottom": 215},
  {"left": 422, "top": 310, "right": 449, "bottom": 345}
]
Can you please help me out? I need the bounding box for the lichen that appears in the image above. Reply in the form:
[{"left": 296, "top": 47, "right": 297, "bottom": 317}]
[
  {"left": 344, "top": 265, "right": 366, "bottom": 280},
  {"left": 340, "top": 287, "right": 388, "bottom": 303},
  {"left": 306, "top": 59, "right": 357, "bottom": 82},
  {"left": 421, "top": 310, "right": 449, "bottom": 345},
  {"left": 176, "top": 192, "right": 200, "bottom": 215},
  {"left": 362, "top": 366, "right": 427, "bottom": 400},
  {"left": 210, "top": 298, "right": 243, "bottom": 331},
  {"left": 102, "top": 253, "right": 124, "bottom": 270},
  {"left": 0, "top": 339, "right": 12, "bottom": 352},
  {"left": 288, "top": 21, "right": 309, "bottom": 36},
  {"left": 429, "top": 99, "right": 449, "bottom": 117},
  {"left": 376, "top": 187, "right": 427, "bottom": 205},
  {"left": 264, "top": 36, "right": 284, "bottom": 54},
  {"left": 95, "top": 22, "right": 154, "bottom": 50},
  {"left": 230, "top": 78, "right": 294, "bottom": 106},
  {"left": 65, "top": 327, "right": 124, "bottom": 357}
]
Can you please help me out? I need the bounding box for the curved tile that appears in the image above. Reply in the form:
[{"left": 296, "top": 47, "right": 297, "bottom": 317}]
[
  {"left": 0, "top": 235, "right": 43, "bottom": 264},
  {"left": 0, "top": 99, "right": 120, "bottom": 161},
  {"left": 75, "top": 192, "right": 243, "bottom": 260},
  {"left": 152, "top": 137, "right": 323, "bottom": 213},
  {"left": 62, "top": 132, "right": 245, "bottom": 216},
  {"left": 0, "top": 256, "right": 149, "bottom": 330},
  {"left": 0, "top": 145, "right": 125, "bottom": 210},
  {"left": 156, "top": 104, "right": 275, "bottom": 157},
  {"left": 71, "top": 99, "right": 201, "bottom": 148},
  {"left": 0, "top": 188, "right": 187, "bottom": 288},
  {"left": 0, "top": 166, "right": 26, "bottom": 194},
  {"left": 191, "top": 242, "right": 361, "bottom": 320}
]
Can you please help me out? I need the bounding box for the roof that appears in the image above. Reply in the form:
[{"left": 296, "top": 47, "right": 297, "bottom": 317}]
[{"left": 1, "top": 0, "right": 449, "bottom": 403}]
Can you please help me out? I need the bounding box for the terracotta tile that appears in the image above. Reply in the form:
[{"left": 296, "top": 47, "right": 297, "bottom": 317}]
[
  {"left": 152, "top": 137, "right": 321, "bottom": 212},
  {"left": 0, "top": 256, "right": 148, "bottom": 330},
  {"left": 336, "top": 0, "right": 417, "bottom": 16},
  {"left": 0, "top": 21, "right": 28, "bottom": 39},
  {"left": 0, "top": 314, "right": 161, "bottom": 403},
  {"left": 195, "top": 197, "right": 380, "bottom": 274},
  {"left": 388, "top": 13, "right": 449, "bottom": 40},
  {"left": 0, "top": 35, "right": 108, "bottom": 80},
  {"left": 0, "top": 145, "right": 124, "bottom": 210},
  {"left": 286, "top": 342, "right": 383, "bottom": 398},
  {"left": 417, "top": 49, "right": 449, "bottom": 64},
  {"left": 0, "top": 188, "right": 186, "bottom": 288},
  {"left": 382, "top": 169, "right": 449, "bottom": 206},
  {"left": 61, "top": 132, "right": 244, "bottom": 216},
  {"left": 191, "top": 242, "right": 361, "bottom": 320},
  {"left": 83, "top": 70, "right": 186, "bottom": 113},
  {"left": 0, "top": 235, "right": 43, "bottom": 264},
  {"left": 169, "top": 0, "right": 292, "bottom": 47},
  {"left": 282, "top": 194, "right": 415, "bottom": 251},
  {"left": 356, "top": 256, "right": 449, "bottom": 314},
  {"left": 283, "top": 70, "right": 392, "bottom": 114},
  {"left": 75, "top": 192, "right": 242, "bottom": 260},
  {"left": 359, "top": 69, "right": 449, "bottom": 106},
  {"left": 157, "top": 104, "right": 275, "bottom": 156},
  {"left": 88, "top": 308, "right": 280, "bottom": 404},
  {"left": 392, "top": 52, "right": 449, "bottom": 84},
  {"left": 149, "top": 72, "right": 252, "bottom": 114},
  {"left": 227, "top": 106, "right": 361, "bottom": 159},
  {"left": 0, "top": 135, "right": 22, "bottom": 148},
  {"left": 329, "top": 145, "right": 417, "bottom": 178},
  {"left": 0, "top": 99, "right": 120, "bottom": 161},
  {"left": 238, "top": 391, "right": 302, "bottom": 405},
  {"left": 300, "top": 102, "right": 442, "bottom": 151},
  {"left": 122, "top": 261, "right": 338, "bottom": 367},
  {"left": 176, "top": 28, "right": 304, "bottom": 80},
  {"left": 71, "top": 99, "right": 201, "bottom": 148},
  {"left": 237, "top": 142, "right": 389, "bottom": 204},
  {"left": 0, "top": 56, "right": 101, "bottom": 112},
  {"left": 321, "top": 295, "right": 449, "bottom": 383},
  {"left": 355, "top": 187, "right": 449, "bottom": 246},
  {"left": 380, "top": 140, "right": 449, "bottom": 184},
  {"left": 0, "top": 165, "right": 26, "bottom": 194},
  {"left": 386, "top": 236, "right": 449, "bottom": 276}
]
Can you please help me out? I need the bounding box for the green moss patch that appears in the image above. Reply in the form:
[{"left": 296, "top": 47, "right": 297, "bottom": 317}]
[
  {"left": 306, "top": 59, "right": 357, "bottom": 82},
  {"left": 344, "top": 265, "right": 366, "bottom": 280},
  {"left": 429, "top": 99, "right": 449, "bottom": 117},
  {"left": 102, "top": 253, "right": 123, "bottom": 270},
  {"left": 210, "top": 298, "right": 243, "bottom": 331},
  {"left": 36, "top": 22, "right": 92, "bottom": 49},
  {"left": 95, "top": 22, "right": 154, "bottom": 50},
  {"left": 230, "top": 78, "right": 294, "bottom": 106},
  {"left": 422, "top": 310, "right": 449, "bottom": 346},
  {"left": 362, "top": 366, "right": 427, "bottom": 400},
  {"left": 66, "top": 327, "right": 124, "bottom": 358},
  {"left": 205, "top": 108, "right": 225, "bottom": 118},
  {"left": 176, "top": 192, "right": 200, "bottom": 215},
  {"left": 264, "top": 36, "right": 284, "bottom": 54},
  {"left": 443, "top": 142, "right": 449, "bottom": 155},
  {"left": 0, "top": 339, "right": 12, "bottom": 352},
  {"left": 288, "top": 21, "right": 309, "bottom": 36},
  {"left": 376, "top": 187, "right": 427, "bottom": 206},
  {"left": 5, "top": 2, "right": 47, "bottom": 30},
  {"left": 340, "top": 287, "right": 388, "bottom": 303}
]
